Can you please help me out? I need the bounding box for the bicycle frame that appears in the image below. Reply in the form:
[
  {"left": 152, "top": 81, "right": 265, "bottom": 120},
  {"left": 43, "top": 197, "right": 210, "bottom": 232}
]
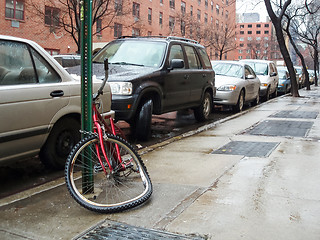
[{"left": 92, "top": 101, "right": 125, "bottom": 175}]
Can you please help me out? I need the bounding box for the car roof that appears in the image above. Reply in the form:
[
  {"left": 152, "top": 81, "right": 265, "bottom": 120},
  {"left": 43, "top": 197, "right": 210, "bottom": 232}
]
[
  {"left": 115, "top": 36, "right": 204, "bottom": 48},
  {"left": 211, "top": 60, "right": 247, "bottom": 67},
  {"left": 240, "top": 59, "right": 275, "bottom": 64}
]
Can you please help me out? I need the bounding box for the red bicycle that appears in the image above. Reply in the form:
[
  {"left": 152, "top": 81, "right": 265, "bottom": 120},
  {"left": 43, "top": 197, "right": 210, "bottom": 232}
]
[{"left": 65, "top": 59, "right": 152, "bottom": 213}]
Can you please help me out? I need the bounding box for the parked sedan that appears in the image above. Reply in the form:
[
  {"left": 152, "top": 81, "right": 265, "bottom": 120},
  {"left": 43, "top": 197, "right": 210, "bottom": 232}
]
[
  {"left": 0, "top": 35, "right": 113, "bottom": 169},
  {"left": 240, "top": 59, "right": 279, "bottom": 101},
  {"left": 277, "top": 66, "right": 291, "bottom": 94},
  {"left": 211, "top": 61, "right": 260, "bottom": 112}
]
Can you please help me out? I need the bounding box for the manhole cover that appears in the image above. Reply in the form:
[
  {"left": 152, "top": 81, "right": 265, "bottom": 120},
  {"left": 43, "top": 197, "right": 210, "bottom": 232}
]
[
  {"left": 212, "top": 141, "right": 279, "bottom": 157},
  {"left": 270, "top": 111, "right": 318, "bottom": 119},
  {"left": 245, "top": 120, "right": 314, "bottom": 137},
  {"left": 76, "top": 220, "right": 205, "bottom": 240}
]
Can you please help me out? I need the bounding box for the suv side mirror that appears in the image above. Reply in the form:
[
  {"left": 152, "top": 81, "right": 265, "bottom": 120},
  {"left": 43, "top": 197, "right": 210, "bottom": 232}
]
[{"left": 168, "top": 59, "right": 184, "bottom": 71}]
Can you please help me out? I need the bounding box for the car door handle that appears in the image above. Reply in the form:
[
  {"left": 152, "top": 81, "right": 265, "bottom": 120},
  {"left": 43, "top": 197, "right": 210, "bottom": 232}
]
[
  {"left": 202, "top": 74, "right": 207, "bottom": 78},
  {"left": 50, "top": 90, "right": 64, "bottom": 97}
]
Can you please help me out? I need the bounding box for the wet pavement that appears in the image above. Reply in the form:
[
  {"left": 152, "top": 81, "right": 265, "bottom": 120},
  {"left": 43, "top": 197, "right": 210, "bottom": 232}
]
[{"left": 1, "top": 86, "right": 320, "bottom": 240}]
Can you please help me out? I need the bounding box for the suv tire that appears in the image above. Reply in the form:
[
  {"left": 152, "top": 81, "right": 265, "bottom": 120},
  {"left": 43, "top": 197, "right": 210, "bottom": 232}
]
[
  {"left": 133, "top": 99, "right": 153, "bottom": 141},
  {"left": 194, "top": 92, "right": 212, "bottom": 122},
  {"left": 40, "top": 117, "right": 80, "bottom": 169}
]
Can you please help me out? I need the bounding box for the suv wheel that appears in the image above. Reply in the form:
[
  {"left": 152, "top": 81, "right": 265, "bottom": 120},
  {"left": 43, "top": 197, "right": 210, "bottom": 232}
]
[
  {"left": 194, "top": 92, "right": 212, "bottom": 122},
  {"left": 40, "top": 117, "right": 80, "bottom": 169},
  {"left": 132, "top": 99, "right": 153, "bottom": 141}
]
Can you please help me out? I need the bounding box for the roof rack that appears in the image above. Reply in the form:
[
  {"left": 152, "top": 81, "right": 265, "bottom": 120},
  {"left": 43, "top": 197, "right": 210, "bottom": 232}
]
[{"left": 117, "top": 35, "right": 199, "bottom": 44}]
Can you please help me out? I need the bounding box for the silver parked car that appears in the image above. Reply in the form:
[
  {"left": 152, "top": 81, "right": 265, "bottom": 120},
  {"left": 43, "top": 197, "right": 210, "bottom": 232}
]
[
  {"left": 211, "top": 61, "right": 261, "bottom": 112},
  {"left": 0, "top": 35, "right": 113, "bottom": 169},
  {"left": 240, "top": 59, "right": 279, "bottom": 101}
]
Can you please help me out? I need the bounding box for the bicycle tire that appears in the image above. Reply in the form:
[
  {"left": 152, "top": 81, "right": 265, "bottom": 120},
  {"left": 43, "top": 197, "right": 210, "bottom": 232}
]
[{"left": 65, "top": 134, "right": 152, "bottom": 213}]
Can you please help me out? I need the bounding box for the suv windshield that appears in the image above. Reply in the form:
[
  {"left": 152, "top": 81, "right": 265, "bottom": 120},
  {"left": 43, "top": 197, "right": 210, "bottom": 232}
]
[
  {"left": 245, "top": 62, "right": 268, "bottom": 75},
  {"left": 94, "top": 40, "right": 166, "bottom": 68},
  {"left": 212, "top": 63, "right": 243, "bottom": 79}
]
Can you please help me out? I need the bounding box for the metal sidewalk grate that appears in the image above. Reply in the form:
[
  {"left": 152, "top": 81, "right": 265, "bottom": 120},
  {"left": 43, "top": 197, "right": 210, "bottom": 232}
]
[
  {"left": 245, "top": 120, "right": 314, "bottom": 137},
  {"left": 212, "top": 141, "right": 279, "bottom": 157},
  {"left": 76, "top": 220, "right": 205, "bottom": 240},
  {"left": 270, "top": 111, "right": 318, "bottom": 119}
]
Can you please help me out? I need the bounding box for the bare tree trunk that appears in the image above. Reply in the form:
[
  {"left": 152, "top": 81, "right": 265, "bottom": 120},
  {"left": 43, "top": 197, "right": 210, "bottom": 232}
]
[
  {"left": 264, "top": 0, "right": 300, "bottom": 97},
  {"left": 314, "top": 46, "right": 319, "bottom": 86}
]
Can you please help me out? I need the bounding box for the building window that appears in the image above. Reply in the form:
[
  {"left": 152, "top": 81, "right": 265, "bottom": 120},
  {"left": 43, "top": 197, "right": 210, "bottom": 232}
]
[
  {"left": 240, "top": 43, "right": 244, "bottom": 47},
  {"left": 170, "top": 0, "right": 175, "bottom": 9},
  {"left": 248, "top": 37, "right": 252, "bottom": 41},
  {"left": 45, "top": 6, "right": 60, "bottom": 27},
  {"left": 240, "top": 25, "right": 244, "bottom": 28},
  {"left": 114, "top": 23, "right": 122, "bottom": 38},
  {"left": 96, "top": 18, "right": 102, "bottom": 35},
  {"left": 264, "top": 24, "right": 269, "bottom": 27},
  {"left": 160, "top": 0, "right": 163, "bottom": 4},
  {"left": 115, "top": 0, "right": 122, "bottom": 15},
  {"left": 264, "top": 30, "right": 269, "bottom": 34},
  {"left": 159, "top": 12, "right": 163, "bottom": 25},
  {"left": 197, "top": 9, "right": 201, "bottom": 21},
  {"left": 264, "top": 37, "right": 269, "bottom": 40},
  {"left": 204, "top": 13, "right": 208, "bottom": 24},
  {"left": 181, "top": 20, "right": 185, "bottom": 36},
  {"left": 205, "top": 0, "right": 208, "bottom": 8},
  {"left": 211, "top": 1, "right": 214, "bottom": 11},
  {"left": 132, "top": 2, "right": 140, "bottom": 19},
  {"left": 257, "top": 24, "right": 261, "bottom": 28},
  {"left": 240, "top": 31, "right": 244, "bottom": 35},
  {"left": 248, "top": 31, "right": 252, "bottom": 34},
  {"left": 132, "top": 27, "right": 140, "bottom": 36},
  {"left": 181, "top": 1, "right": 186, "bottom": 15},
  {"left": 169, "top": 16, "right": 175, "bottom": 30},
  {"left": 256, "top": 37, "right": 261, "bottom": 41},
  {"left": 248, "top": 24, "right": 252, "bottom": 28},
  {"left": 5, "top": 0, "right": 24, "bottom": 20},
  {"left": 240, "top": 37, "right": 244, "bottom": 41},
  {"left": 256, "top": 31, "right": 261, "bottom": 34},
  {"left": 198, "top": 0, "right": 201, "bottom": 6},
  {"left": 226, "top": 10, "right": 229, "bottom": 19},
  {"left": 148, "top": 8, "right": 152, "bottom": 23},
  {"left": 190, "top": 5, "right": 193, "bottom": 16},
  {"left": 216, "top": 4, "right": 219, "bottom": 14}
]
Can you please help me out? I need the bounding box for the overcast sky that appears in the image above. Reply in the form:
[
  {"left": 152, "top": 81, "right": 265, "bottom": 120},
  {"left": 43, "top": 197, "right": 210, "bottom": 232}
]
[{"left": 236, "top": 0, "right": 269, "bottom": 21}]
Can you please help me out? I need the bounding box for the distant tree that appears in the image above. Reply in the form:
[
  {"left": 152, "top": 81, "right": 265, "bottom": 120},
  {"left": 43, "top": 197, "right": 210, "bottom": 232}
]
[
  {"left": 28, "top": 0, "right": 131, "bottom": 53},
  {"left": 291, "top": 0, "right": 320, "bottom": 86},
  {"left": 264, "top": 0, "right": 299, "bottom": 97}
]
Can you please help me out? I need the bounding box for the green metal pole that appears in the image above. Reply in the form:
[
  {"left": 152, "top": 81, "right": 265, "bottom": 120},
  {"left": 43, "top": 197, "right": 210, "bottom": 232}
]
[{"left": 80, "top": 0, "right": 93, "bottom": 193}]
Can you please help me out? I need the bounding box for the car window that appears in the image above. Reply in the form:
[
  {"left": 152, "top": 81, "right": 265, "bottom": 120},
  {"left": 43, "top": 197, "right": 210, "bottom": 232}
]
[
  {"left": 94, "top": 40, "right": 166, "bottom": 68},
  {"left": 168, "top": 44, "right": 185, "bottom": 69},
  {"left": 212, "top": 63, "right": 243, "bottom": 78},
  {"left": 184, "top": 45, "right": 201, "bottom": 69},
  {"left": 245, "top": 66, "right": 251, "bottom": 78},
  {"left": 0, "top": 40, "right": 36, "bottom": 85},
  {"left": 269, "top": 63, "right": 275, "bottom": 74},
  {"left": 246, "top": 65, "right": 256, "bottom": 77},
  {"left": 198, "top": 48, "right": 211, "bottom": 69},
  {"left": 246, "top": 62, "right": 268, "bottom": 75},
  {"left": 31, "top": 48, "right": 61, "bottom": 83}
]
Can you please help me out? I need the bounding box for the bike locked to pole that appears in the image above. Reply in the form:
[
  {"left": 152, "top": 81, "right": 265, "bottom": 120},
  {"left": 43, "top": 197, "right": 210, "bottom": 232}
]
[{"left": 65, "top": 59, "right": 152, "bottom": 213}]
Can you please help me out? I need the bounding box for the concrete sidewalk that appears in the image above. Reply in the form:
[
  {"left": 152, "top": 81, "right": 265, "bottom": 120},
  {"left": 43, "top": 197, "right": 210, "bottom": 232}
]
[{"left": 1, "top": 86, "right": 320, "bottom": 240}]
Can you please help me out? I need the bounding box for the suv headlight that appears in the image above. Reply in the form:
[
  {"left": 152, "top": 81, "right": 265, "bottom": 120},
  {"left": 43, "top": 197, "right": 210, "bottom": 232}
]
[
  {"left": 109, "top": 82, "right": 133, "bottom": 95},
  {"left": 217, "top": 85, "right": 237, "bottom": 91}
]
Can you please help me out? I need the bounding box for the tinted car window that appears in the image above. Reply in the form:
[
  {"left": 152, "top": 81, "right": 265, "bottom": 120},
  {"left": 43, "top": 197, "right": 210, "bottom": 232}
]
[
  {"left": 168, "top": 44, "right": 185, "bottom": 68},
  {"left": 198, "top": 48, "right": 211, "bottom": 68},
  {"left": 185, "top": 45, "right": 201, "bottom": 69}
]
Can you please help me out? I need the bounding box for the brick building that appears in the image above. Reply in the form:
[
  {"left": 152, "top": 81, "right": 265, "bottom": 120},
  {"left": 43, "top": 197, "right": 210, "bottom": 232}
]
[
  {"left": 1, "top": 0, "right": 236, "bottom": 59},
  {"left": 234, "top": 21, "right": 282, "bottom": 61}
]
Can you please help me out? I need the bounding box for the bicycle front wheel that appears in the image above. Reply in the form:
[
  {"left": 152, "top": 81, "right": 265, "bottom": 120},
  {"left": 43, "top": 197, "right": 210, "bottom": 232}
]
[{"left": 65, "top": 134, "right": 152, "bottom": 213}]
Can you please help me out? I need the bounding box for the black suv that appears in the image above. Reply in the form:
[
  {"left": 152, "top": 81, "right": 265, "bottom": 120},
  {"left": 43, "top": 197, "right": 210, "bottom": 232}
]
[{"left": 68, "top": 36, "right": 216, "bottom": 140}]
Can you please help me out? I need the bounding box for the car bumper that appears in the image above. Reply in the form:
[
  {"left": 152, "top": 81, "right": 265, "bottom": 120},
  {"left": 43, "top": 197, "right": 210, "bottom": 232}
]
[
  {"left": 213, "top": 91, "right": 239, "bottom": 106},
  {"left": 259, "top": 86, "right": 268, "bottom": 96},
  {"left": 111, "top": 95, "right": 137, "bottom": 121},
  {"left": 277, "top": 85, "right": 286, "bottom": 93}
]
